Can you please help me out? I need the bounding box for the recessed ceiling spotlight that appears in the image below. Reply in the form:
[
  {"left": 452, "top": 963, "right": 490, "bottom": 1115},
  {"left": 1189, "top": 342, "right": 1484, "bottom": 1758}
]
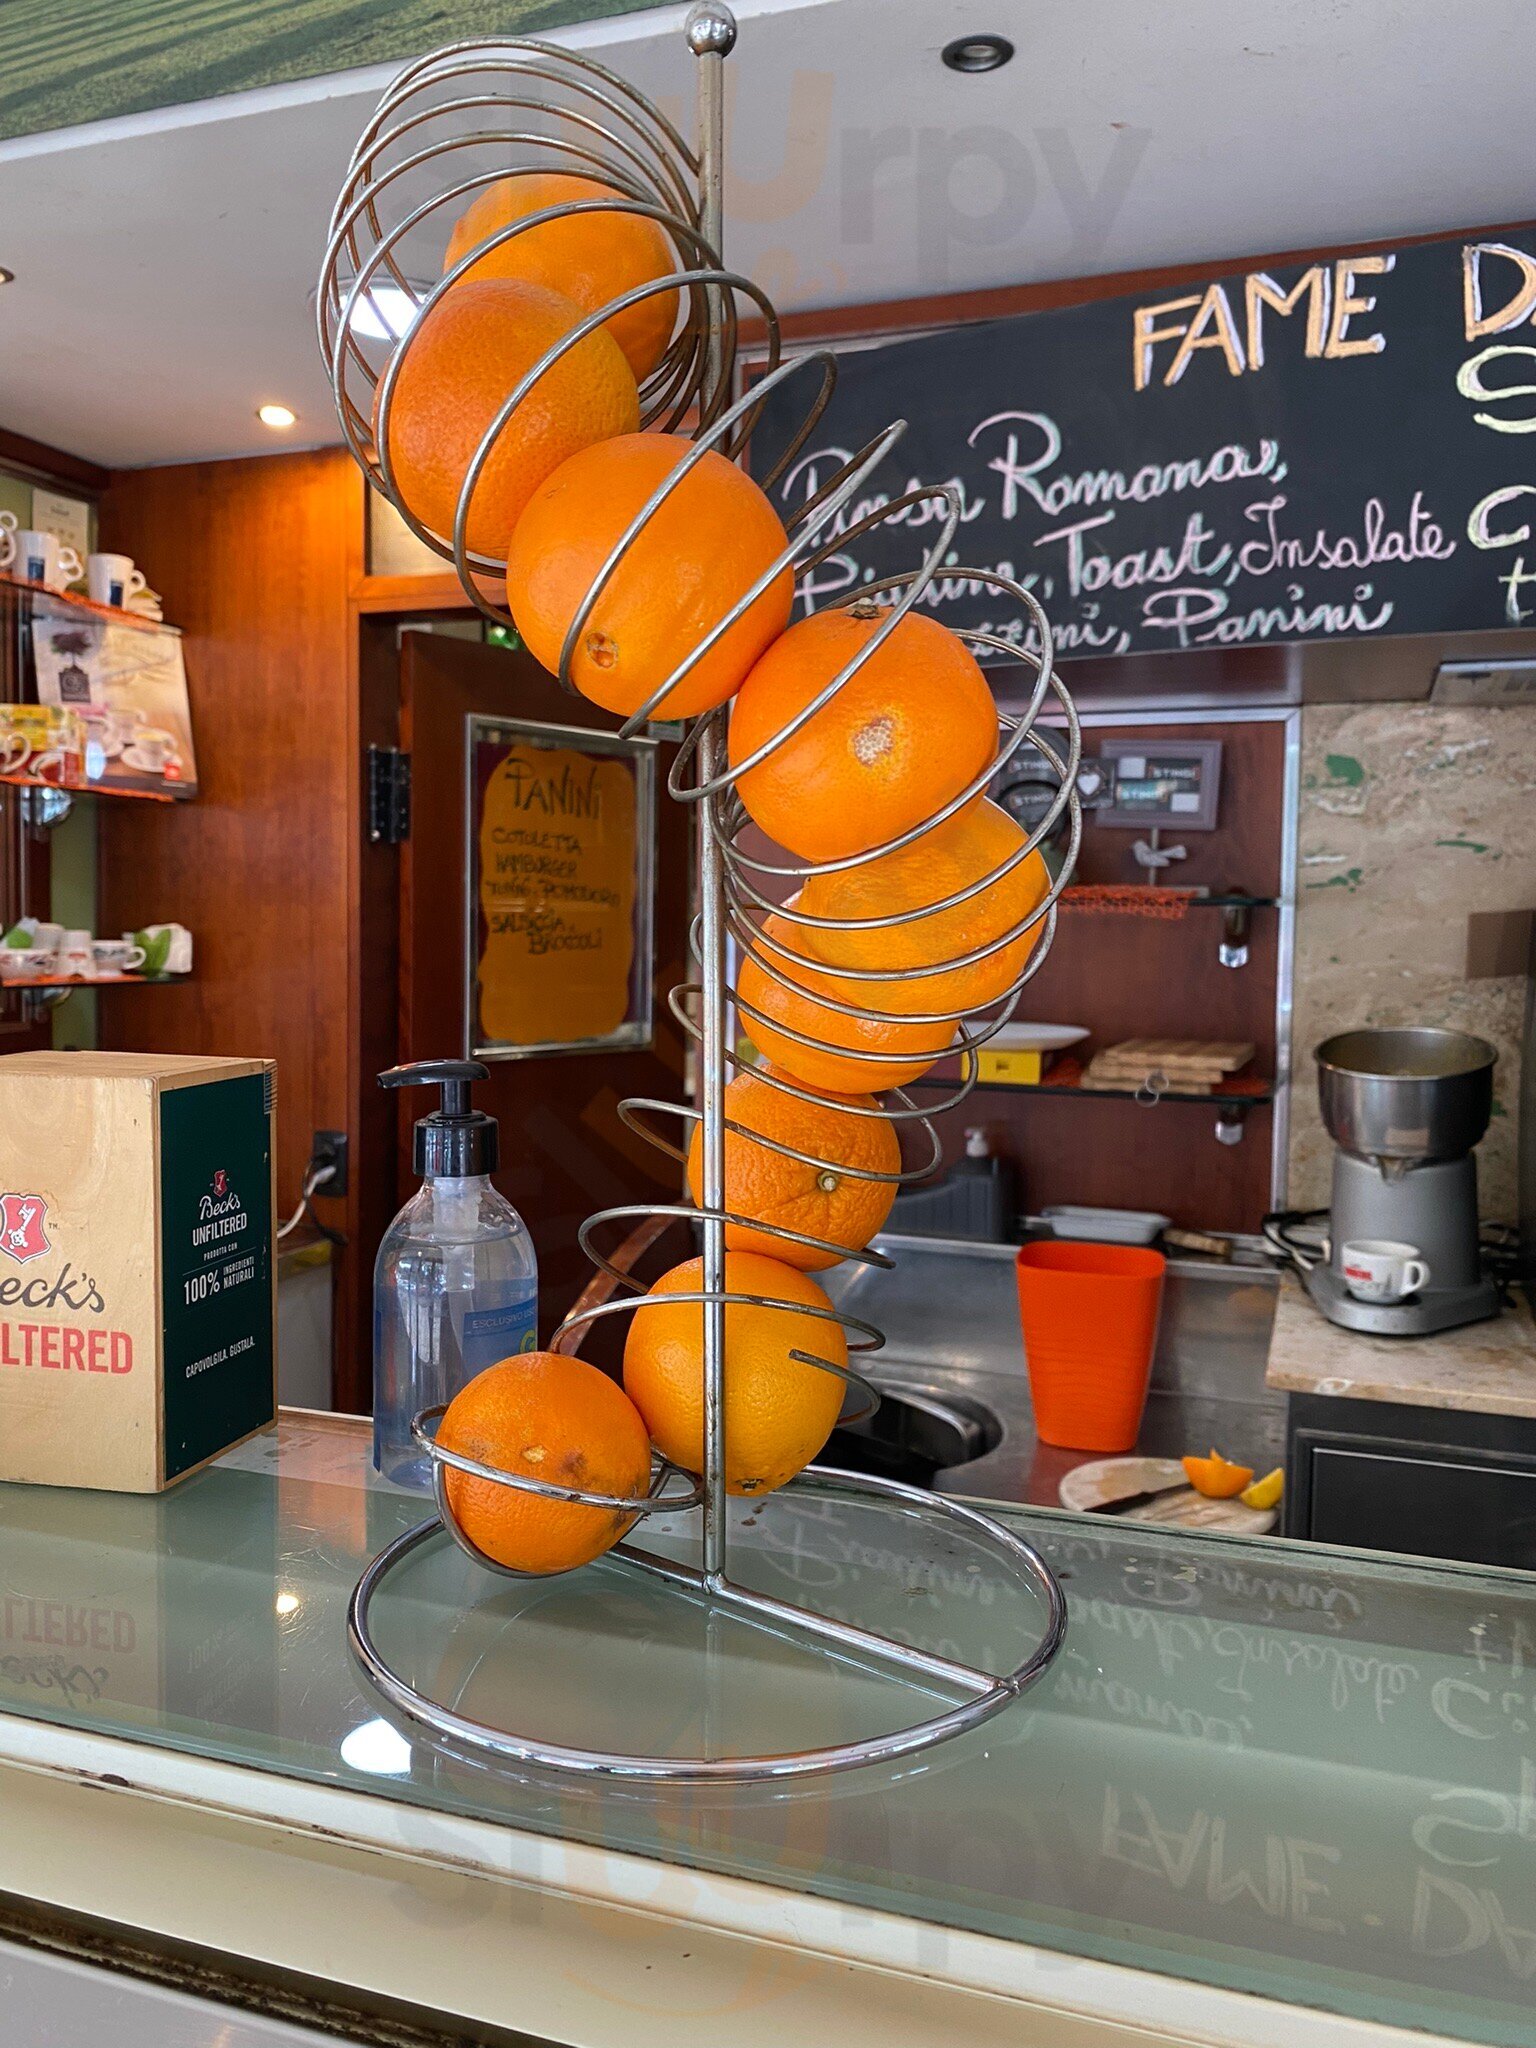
[
  {"left": 257, "top": 403, "right": 297, "bottom": 429},
  {"left": 0, "top": 266, "right": 14, "bottom": 285},
  {"left": 941, "top": 33, "right": 1014, "bottom": 73}
]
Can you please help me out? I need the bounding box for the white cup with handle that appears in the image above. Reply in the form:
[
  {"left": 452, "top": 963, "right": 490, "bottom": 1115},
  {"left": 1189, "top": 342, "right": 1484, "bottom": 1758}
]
[
  {"left": 86, "top": 553, "right": 148, "bottom": 610},
  {"left": 128, "top": 726, "right": 177, "bottom": 773},
  {"left": 12, "top": 531, "right": 84, "bottom": 589},
  {"left": 88, "top": 938, "right": 146, "bottom": 979},
  {"left": 1340, "top": 1239, "right": 1431, "bottom": 1303},
  {"left": 0, "top": 947, "right": 58, "bottom": 983}
]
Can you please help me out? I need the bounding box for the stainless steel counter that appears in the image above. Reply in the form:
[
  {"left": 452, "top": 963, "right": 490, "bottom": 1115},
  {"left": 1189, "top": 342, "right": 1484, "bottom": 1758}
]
[{"left": 823, "top": 1233, "right": 1285, "bottom": 1507}]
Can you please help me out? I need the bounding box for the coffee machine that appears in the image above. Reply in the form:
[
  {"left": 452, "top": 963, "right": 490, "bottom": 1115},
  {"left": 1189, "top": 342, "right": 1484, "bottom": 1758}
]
[{"left": 1304, "top": 1027, "right": 1501, "bottom": 1336}]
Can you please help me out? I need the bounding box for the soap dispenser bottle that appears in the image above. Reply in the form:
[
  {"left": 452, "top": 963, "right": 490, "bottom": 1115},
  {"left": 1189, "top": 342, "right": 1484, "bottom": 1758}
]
[
  {"left": 950, "top": 1126, "right": 1019, "bottom": 1244},
  {"left": 373, "top": 1059, "right": 538, "bottom": 1489}
]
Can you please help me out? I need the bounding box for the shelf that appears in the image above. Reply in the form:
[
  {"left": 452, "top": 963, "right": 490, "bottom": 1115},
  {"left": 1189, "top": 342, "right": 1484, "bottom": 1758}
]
[
  {"left": 0, "top": 771, "right": 179, "bottom": 806},
  {"left": 0, "top": 570, "right": 169, "bottom": 634},
  {"left": 0, "top": 973, "right": 187, "bottom": 990},
  {"left": 912, "top": 1055, "right": 1276, "bottom": 1107},
  {"left": 1060, "top": 887, "right": 1279, "bottom": 912}
]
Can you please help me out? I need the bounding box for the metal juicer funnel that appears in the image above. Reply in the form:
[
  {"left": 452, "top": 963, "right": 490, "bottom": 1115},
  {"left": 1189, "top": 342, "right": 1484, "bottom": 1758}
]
[{"left": 1316, "top": 1027, "right": 1495, "bottom": 1170}]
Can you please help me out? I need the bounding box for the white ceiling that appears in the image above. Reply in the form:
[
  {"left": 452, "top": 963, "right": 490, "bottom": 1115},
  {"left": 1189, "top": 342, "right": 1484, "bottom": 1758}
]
[{"left": 3, "top": 0, "right": 1534, "bottom": 470}]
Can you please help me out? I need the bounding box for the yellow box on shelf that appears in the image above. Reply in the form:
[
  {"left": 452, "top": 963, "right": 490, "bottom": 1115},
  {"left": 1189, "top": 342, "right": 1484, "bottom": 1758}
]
[
  {"left": 977, "top": 1046, "right": 1046, "bottom": 1086},
  {"left": 975, "top": 1024, "right": 1089, "bottom": 1087}
]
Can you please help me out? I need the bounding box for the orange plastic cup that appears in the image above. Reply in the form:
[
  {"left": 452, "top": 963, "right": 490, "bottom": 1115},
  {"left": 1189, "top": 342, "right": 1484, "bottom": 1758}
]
[{"left": 1015, "top": 1241, "right": 1166, "bottom": 1453}]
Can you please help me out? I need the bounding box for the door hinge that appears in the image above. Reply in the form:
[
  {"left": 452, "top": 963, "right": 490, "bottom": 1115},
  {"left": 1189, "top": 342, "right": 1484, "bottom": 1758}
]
[{"left": 366, "top": 745, "right": 411, "bottom": 844}]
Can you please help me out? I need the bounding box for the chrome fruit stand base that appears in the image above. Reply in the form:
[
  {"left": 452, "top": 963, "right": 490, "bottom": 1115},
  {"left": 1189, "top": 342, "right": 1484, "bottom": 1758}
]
[{"left": 325, "top": 4, "right": 1074, "bottom": 1783}]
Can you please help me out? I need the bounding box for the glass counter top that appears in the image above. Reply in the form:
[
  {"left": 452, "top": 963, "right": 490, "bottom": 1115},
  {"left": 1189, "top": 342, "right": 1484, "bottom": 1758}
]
[{"left": 2, "top": 1413, "right": 1534, "bottom": 2045}]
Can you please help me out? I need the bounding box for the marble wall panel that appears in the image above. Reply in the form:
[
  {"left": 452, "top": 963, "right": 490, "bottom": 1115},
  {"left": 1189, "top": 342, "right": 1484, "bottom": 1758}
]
[{"left": 1289, "top": 702, "right": 1536, "bottom": 1220}]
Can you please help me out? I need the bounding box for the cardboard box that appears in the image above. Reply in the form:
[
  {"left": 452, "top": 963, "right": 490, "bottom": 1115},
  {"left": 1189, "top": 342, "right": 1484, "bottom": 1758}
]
[
  {"left": 0, "top": 1053, "right": 276, "bottom": 1492},
  {"left": 975, "top": 1047, "right": 1047, "bottom": 1086}
]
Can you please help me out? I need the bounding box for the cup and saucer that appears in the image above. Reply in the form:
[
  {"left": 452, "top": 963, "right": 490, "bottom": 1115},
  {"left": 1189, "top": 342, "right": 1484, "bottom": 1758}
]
[
  {"left": 1339, "top": 1240, "right": 1431, "bottom": 1303},
  {"left": 122, "top": 727, "right": 178, "bottom": 776}
]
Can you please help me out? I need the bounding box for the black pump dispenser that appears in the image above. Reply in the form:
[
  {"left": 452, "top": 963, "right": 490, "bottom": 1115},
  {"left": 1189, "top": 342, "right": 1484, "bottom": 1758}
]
[{"left": 378, "top": 1059, "right": 499, "bottom": 1176}]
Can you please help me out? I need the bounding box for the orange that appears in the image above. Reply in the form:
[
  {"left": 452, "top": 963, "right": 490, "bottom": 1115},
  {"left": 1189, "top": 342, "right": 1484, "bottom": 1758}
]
[
  {"left": 381, "top": 277, "right": 639, "bottom": 560},
  {"left": 797, "top": 800, "right": 1051, "bottom": 1015},
  {"left": 623, "top": 1252, "right": 845, "bottom": 1494},
  {"left": 736, "top": 909, "right": 958, "bottom": 1094},
  {"left": 685, "top": 1067, "right": 899, "bottom": 1270},
  {"left": 445, "top": 172, "right": 680, "bottom": 382},
  {"left": 437, "top": 1352, "right": 652, "bottom": 1574},
  {"left": 507, "top": 433, "right": 792, "bottom": 720},
  {"left": 1181, "top": 1449, "right": 1255, "bottom": 1500},
  {"left": 728, "top": 604, "right": 997, "bottom": 861}
]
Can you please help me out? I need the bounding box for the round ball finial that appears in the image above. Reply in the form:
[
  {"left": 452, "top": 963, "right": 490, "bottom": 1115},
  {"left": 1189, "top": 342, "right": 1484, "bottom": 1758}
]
[{"left": 685, "top": 3, "right": 737, "bottom": 56}]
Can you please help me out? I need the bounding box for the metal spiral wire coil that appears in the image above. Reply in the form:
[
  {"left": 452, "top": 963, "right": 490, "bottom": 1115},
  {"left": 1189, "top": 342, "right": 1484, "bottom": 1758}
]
[
  {"left": 316, "top": 31, "right": 781, "bottom": 612},
  {"left": 331, "top": 6, "right": 1070, "bottom": 1782}
]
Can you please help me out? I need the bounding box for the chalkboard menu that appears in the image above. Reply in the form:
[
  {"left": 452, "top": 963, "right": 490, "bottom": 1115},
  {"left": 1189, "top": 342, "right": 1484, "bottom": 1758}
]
[{"left": 747, "top": 231, "right": 1536, "bottom": 660}]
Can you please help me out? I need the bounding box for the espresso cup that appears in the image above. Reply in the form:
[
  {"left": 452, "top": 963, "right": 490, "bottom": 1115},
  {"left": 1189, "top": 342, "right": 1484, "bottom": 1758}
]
[
  {"left": 1340, "top": 1240, "right": 1431, "bottom": 1303},
  {"left": 89, "top": 939, "right": 146, "bottom": 978},
  {"left": 0, "top": 947, "right": 58, "bottom": 983},
  {"left": 12, "top": 531, "right": 83, "bottom": 589},
  {"left": 57, "top": 929, "right": 93, "bottom": 979},
  {"left": 132, "top": 727, "right": 175, "bottom": 772},
  {"left": 86, "top": 553, "right": 148, "bottom": 610}
]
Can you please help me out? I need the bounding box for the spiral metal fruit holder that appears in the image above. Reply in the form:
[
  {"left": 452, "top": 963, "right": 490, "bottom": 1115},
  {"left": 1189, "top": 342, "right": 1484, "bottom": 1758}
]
[{"left": 325, "top": 4, "right": 1076, "bottom": 1783}]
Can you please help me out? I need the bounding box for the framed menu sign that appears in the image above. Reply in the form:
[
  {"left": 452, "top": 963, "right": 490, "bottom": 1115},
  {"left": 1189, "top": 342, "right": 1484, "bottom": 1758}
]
[{"left": 467, "top": 716, "right": 656, "bottom": 1060}]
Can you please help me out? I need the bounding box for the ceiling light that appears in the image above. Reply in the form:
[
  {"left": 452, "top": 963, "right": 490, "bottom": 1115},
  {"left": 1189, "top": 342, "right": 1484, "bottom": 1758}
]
[
  {"left": 941, "top": 33, "right": 1014, "bottom": 72},
  {"left": 345, "top": 280, "right": 427, "bottom": 342},
  {"left": 257, "top": 403, "right": 297, "bottom": 429},
  {"left": 0, "top": 267, "right": 13, "bottom": 286}
]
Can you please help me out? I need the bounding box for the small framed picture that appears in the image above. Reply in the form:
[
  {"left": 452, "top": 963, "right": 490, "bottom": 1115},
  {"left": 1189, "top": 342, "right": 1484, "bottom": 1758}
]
[
  {"left": 465, "top": 715, "right": 657, "bottom": 1060},
  {"left": 1096, "top": 738, "right": 1223, "bottom": 831}
]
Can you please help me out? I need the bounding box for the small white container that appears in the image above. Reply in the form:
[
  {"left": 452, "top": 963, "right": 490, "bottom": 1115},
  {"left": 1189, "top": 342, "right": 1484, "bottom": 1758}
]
[{"left": 1041, "top": 1204, "right": 1170, "bottom": 1246}]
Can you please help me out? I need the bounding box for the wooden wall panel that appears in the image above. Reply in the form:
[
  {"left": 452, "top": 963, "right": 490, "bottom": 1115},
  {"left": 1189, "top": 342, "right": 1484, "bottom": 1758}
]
[
  {"left": 94, "top": 448, "right": 362, "bottom": 1246},
  {"left": 918, "top": 717, "right": 1288, "bottom": 1233}
]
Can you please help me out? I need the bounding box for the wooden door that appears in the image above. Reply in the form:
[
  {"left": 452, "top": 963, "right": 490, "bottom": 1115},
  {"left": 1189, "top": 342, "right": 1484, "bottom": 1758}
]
[{"left": 397, "top": 631, "right": 691, "bottom": 1356}]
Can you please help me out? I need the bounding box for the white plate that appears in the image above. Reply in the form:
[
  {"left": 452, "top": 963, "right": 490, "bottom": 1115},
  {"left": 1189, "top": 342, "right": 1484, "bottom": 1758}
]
[{"left": 987, "top": 1023, "right": 1089, "bottom": 1053}]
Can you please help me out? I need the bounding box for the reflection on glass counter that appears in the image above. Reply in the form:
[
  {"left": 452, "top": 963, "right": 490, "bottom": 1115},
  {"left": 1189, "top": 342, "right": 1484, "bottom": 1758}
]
[{"left": 2, "top": 1413, "right": 1535, "bottom": 2047}]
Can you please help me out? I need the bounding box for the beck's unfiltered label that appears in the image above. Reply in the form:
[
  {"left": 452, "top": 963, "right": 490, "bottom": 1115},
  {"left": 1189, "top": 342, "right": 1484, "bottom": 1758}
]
[{"left": 0, "top": 1053, "right": 276, "bottom": 1492}]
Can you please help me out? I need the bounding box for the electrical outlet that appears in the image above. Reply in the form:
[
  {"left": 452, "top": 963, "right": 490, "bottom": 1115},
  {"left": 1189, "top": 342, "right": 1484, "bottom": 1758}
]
[{"left": 312, "top": 1129, "right": 349, "bottom": 1200}]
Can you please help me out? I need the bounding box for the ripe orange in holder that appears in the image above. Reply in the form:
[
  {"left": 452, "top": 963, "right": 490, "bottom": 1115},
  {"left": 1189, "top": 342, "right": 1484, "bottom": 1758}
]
[
  {"left": 380, "top": 276, "right": 639, "bottom": 559},
  {"left": 444, "top": 171, "right": 681, "bottom": 382},
  {"left": 797, "top": 799, "right": 1052, "bottom": 1016},
  {"left": 436, "top": 1352, "right": 653, "bottom": 1575},
  {"left": 728, "top": 604, "right": 997, "bottom": 862},
  {"left": 736, "top": 910, "right": 959, "bottom": 1094},
  {"left": 623, "top": 1252, "right": 846, "bottom": 1495},
  {"left": 507, "top": 433, "right": 793, "bottom": 720},
  {"left": 685, "top": 1066, "right": 900, "bottom": 1269}
]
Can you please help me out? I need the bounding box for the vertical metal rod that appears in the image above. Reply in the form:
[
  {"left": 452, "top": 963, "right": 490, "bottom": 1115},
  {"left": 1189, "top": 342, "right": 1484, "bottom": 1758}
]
[
  {"left": 696, "top": 716, "right": 729, "bottom": 1587},
  {"left": 688, "top": 3, "right": 734, "bottom": 422},
  {"left": 687, "top": 3, "right": 736, "bottom": 1588}
]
